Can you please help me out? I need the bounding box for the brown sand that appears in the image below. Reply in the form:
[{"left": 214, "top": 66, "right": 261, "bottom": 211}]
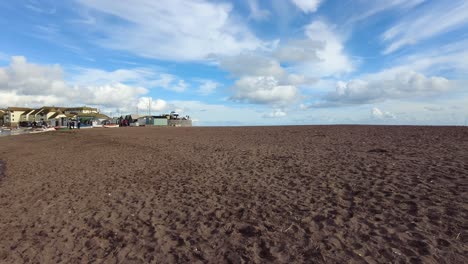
[{"left": 0, "top": 126, "right": 467, "bottom": 263}]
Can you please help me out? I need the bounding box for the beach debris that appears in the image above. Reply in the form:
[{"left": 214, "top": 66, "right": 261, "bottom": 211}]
[
  {"left": 392, "top": 248, "right": 402, "bottom": 256},
  {"left": 456, "top": 232, "right": 461, "bottom": 240},
  {"left": 283, "top": 224, "right": 294, "bottom": 233}
]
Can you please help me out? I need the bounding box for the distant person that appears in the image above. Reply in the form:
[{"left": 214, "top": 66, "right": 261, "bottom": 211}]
[{"left": 77, "top": 120, "right": 81, "bottom": 129}]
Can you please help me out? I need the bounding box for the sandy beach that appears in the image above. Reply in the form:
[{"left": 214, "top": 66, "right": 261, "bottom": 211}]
[{"left": 0, "top": 126, "right": 466, "bottom": 263}]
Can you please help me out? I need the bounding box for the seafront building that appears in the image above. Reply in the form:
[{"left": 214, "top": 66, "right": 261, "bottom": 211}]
[
  {"left": 1, "top": 106, "right": 108, "bottom": 127},
  {"left": 2, "top": 106, "right": 192, "bottom": 127}
]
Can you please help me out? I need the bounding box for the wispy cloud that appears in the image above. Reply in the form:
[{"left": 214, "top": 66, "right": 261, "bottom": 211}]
[
  {"left": 76, "top": 0, "right": 263, "bottom": 61},
  {"left": 382, "top": 0, "right": 468, "bottom": 54},
  {"left": 346, "top": 0, "right": 425, "bottom": 24},
  {"left": 25, "top": 1, "right": 56, "bottom": 14}
]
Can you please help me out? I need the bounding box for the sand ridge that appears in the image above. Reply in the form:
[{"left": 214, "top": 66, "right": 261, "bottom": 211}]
[{"left": 0, "top": 126, "right": 467, "bottom": 263}]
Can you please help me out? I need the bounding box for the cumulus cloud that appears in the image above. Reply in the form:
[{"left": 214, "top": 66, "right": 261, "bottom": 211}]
[
  {"left": 301, "top": 21, "right": 353, "bottom": 77},
  {"left": 382, "top": 0, "right": 468, "bottom": 54},
  {"left": 231, "top": 76, "right": 299, "bottom": 105},
  {"left": 0, "top": 56, "right": 164, "bottom": 113},
  {"left": 137, "top": 97, "right": 168, "bottom": 114},
  {"left": 78, "top": 83, "right": 148, "bottom": 107},
  {"left": 320, "top": 71, "right": 452, "bottom": 106},
  {"left": 219, "top": 21, "right": 350, "bottom": 107},
  {"left": 290, "top": 0, "right": 323, "bottom": 13},
  {"left": 0, "top": 56, "right": 68, "bottom": 96},
  {"left": 220, "top": 53, "right": 310, "bottom": 105},
  {"left": 77, "top": 0, "right": 262, "bottom": 61}
]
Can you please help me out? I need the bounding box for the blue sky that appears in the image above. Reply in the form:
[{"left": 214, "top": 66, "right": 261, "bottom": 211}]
[{"left": 0, "top": 0, "right": 467, "bottom": 125}]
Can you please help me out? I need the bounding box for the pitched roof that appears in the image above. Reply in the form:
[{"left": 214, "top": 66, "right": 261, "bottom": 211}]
[
  {"left": 65, "top": 106, "right": 98, "bottom": 111},
  {"left": 20, "top": 109, "right": 35, "bottom": 116},
  {"left": 49, "top": 111, "right": 67, "bottom": 119},
  {"left": 7, "top": 107, "right": 33, "bottom": 111},
  {"left": 77, "top": 113, "right": 109, "bottom": 119}
]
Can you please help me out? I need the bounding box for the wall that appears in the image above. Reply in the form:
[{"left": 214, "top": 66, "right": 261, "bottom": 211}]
[{"left": 167, "top": 120, "right": 192, "bottom": 127}]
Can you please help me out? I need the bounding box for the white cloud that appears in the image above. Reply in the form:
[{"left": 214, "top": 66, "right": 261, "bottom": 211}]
[
  {"left": 78, "top": 83, "right": 148, "bottom": 108},
  {"left": 219, "top": 21, "right": 349, "bottom": 106},
  {"left": 137, "top": 97, "right": 168, "bottom": 114},
  {"left": 371, "top": 107, "right": 395, "bottom": 119},
  {"left": 247, "top": 0, "right": 270, "bottom": 21},
  {"left": 197, "top": 80, "right": 219, "bottom": 95},
  {"left": 231, "top": 76, "right": 299, "bottom": 105},
  {"left": 220, "top": 53, "right": 308, "bottom": 105},
  {"left": 220, "top": 53, "right": 285, "bottom": 78},
  {"left": 274, "top": 39, "right": 322, "bottom": 63},
  {"left": 0, "top": 56, "right": 68, "bottom": 96},
  {"left": 0, "top": 56, "right": 161, "bottom": 113},
  {"left": 290, "top": 0, "right": 323, "bottom": 13},
  {"left": 71, "top": 68, "right": 189, "bottom": 93},
  {"left": 382, "top": 1, "right": 468, "bottom": 54},
  {"left": 70, "top": 67, "right": 154, "bottom": 85},
  {"left": 391, "top": 38, "right": 468, "bottom": 77},
  {"left": 301, "top": 21, "right": 354, "bottom": 77},
  {"left": 263, "top": 109, "right": 287, "bottom": 118},
  {"left": 319, "top": 70, "right": 453, "bottom": 106},
  {"left": 76, "top": 0, "right": 263, "bottom": 61},
  {"left": 163, "top": 79, "right": 188, "bottom": 93}
]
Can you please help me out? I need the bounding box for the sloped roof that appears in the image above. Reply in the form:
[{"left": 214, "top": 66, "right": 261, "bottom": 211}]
[
  {"left": 66, "top": 106, "right": 98, "bottom": 111},
  {"left": 49, "top": 111, "right": 67, "bottom": 119},
  {"left": 7, "top": 107, "right": 32, "bottom": 111},
  {"left": 77, "top": 113, "right": 109, "bottom": 119},
  {"left": 20, "top": 109, "right": 35, "bottom": 116}
]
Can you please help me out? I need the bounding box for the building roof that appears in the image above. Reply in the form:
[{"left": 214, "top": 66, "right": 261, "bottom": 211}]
[
  {"left": 20, "top": 109, "right": 35, "bottom": 116},
  {"left": 49, "top": 111, "right": 67, "bottom": 119},
  {"left": 66, "top": 106, "right": 98, "bottom": 111},
  {"left": 77, "top": 113, "right": 109, "bottom": 119}
]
